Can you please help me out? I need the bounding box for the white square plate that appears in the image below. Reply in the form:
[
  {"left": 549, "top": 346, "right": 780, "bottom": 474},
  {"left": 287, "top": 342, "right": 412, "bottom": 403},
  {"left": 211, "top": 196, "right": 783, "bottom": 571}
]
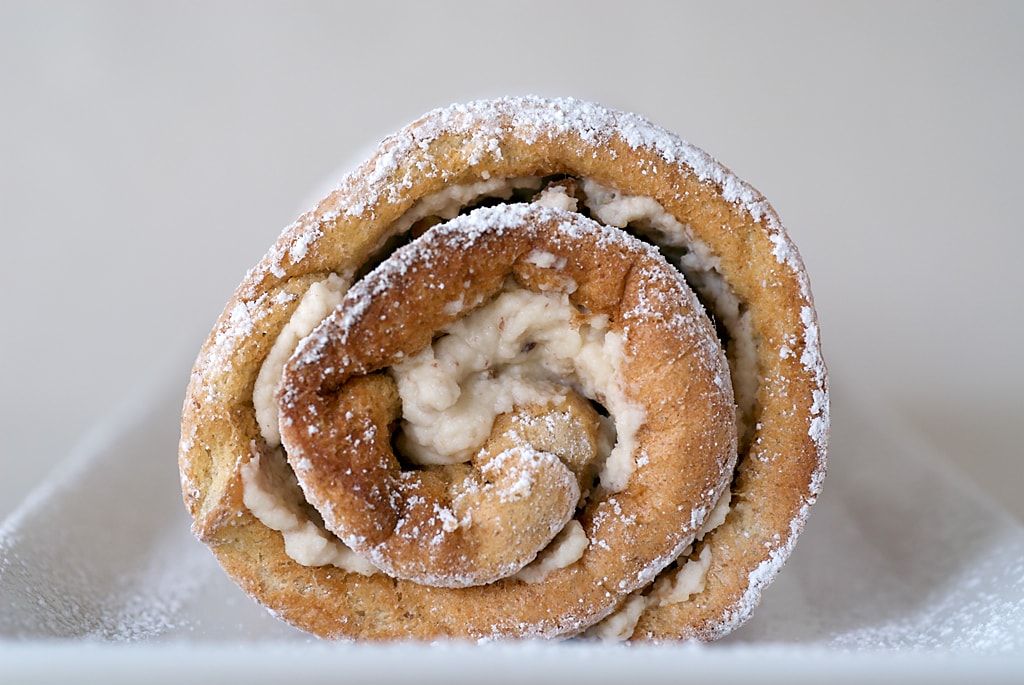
[{"left": 2, "top": 368, "right": 1023, "bottom": 682}]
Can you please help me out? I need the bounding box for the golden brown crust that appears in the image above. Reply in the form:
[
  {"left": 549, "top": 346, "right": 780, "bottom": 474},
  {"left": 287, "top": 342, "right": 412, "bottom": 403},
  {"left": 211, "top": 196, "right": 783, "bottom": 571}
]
[{"left": 178, "top": 96, "right": 828, "bottom": 641}]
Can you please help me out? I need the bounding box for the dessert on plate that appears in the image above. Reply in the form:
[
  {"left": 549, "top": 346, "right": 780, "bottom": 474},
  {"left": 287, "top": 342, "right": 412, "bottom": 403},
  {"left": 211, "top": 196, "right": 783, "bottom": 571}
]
[{"left": 179, "top": 96, "right": 828, "bottom": 641}]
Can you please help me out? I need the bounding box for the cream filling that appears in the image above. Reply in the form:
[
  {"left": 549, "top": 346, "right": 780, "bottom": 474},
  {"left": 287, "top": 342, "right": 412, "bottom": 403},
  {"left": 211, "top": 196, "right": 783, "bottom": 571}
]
[
  {"left": 390, "top": 176, "right": 542, "bottom": 236},
  {"left": 646, "top": 492, "right": 730, "bottom": 606},
  {"left": 247, "top": 273, "right": 379, "bottom": 575},
  {"left": 240, "top": 449, "right": 376, "bottom": 575},
  {"left": 584, "top": 594, "right": 647, "bottom": 641},
  {"left": 649, "top": 545, "right": 714, "bottom": 605},
  {"left": 533, "top": 183, "right": 579, "bottom": 212},
  {"left": 391, "top": 286, "right": 644, "bottom": 494},
  {"left": 514, "top": 520, "right": 590, "bottom": 583},
  {"left": 253, "top": 272, "right": 349, "bottom": 446}
]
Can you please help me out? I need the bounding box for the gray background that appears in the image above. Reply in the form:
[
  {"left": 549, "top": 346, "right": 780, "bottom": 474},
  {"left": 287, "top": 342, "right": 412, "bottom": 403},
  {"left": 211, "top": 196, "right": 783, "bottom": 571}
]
[{"left": 2, "top": 1, "right": 1021, "bottom": 521}]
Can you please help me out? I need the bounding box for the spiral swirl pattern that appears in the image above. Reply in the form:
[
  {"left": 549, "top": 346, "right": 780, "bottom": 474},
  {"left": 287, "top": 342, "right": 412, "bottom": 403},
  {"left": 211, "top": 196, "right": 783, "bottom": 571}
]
[{"left": 179, "top": 97, "right": 828, "bottom": 641}]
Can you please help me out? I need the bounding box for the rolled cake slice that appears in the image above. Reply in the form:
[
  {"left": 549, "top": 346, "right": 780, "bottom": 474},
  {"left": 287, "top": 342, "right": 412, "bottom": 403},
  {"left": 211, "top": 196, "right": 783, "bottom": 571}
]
[{"left": 179, "top": 96, "right": 828, "bottom": 641}]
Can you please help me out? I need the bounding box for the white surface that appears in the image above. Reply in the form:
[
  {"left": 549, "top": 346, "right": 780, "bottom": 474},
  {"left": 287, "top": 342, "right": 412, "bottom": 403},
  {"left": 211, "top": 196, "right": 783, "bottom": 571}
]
[
  {"left": 2, "top": 644, "right": 1021, "bottom": 685},
  {"left": 1, "top": 371, "right": 1022, "bottom": 679}
]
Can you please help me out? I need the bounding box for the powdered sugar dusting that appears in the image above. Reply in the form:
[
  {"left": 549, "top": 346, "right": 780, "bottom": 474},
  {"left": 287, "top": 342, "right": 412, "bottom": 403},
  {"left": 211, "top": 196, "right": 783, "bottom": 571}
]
[
  {"left": 195, "top": 292, "right": 274, "bottom": 401},
  {"left": 322, "top": 97, "right": 773, "bottom": 228},
  {"left": 800, "top": 306, "right": 829, "bottom": 453}
]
